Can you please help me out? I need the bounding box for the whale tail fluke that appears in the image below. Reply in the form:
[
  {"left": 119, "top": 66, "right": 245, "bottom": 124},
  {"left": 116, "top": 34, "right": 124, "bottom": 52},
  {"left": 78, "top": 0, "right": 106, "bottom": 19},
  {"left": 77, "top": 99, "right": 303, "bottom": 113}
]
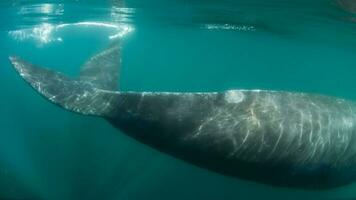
[
  {"left": 9, "top": 43, "right": 121, "bottom": 117},
  {"left": 80, "top": 43, "right": 120, "bottom": 91}
]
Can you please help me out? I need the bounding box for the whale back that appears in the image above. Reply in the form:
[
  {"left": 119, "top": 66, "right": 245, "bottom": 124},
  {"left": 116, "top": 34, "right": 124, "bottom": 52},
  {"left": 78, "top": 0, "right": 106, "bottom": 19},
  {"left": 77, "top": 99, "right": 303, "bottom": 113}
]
[{"left": 106, "top": 90, "right": 356, "bottom": 189}]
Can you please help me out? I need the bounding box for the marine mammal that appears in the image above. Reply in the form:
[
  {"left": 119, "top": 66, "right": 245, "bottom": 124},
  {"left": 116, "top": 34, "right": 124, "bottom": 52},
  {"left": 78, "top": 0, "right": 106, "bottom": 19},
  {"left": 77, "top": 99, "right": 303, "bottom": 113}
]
[{"left": 9, "top": 44, "right": 356, "bottom": 190}]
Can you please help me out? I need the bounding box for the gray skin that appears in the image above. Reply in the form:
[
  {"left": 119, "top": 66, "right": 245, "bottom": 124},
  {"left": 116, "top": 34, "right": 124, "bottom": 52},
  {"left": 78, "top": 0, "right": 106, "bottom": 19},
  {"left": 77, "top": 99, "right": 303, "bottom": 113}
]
[
  {"left": 338, "top": 0, "right": 356, "bottom": 14},
  {"left": 9, "top": 44, "right": 356, "bottom": 190}
]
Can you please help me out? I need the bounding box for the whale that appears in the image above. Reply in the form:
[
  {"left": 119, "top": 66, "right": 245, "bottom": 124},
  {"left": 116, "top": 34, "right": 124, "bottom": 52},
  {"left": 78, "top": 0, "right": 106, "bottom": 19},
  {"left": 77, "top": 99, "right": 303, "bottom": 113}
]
[
  {"left": 9, "top": 43, "right": 356, "bottom": 190},
  {"left": 338, "top": 0, "right": 356, "bottom": 14}
]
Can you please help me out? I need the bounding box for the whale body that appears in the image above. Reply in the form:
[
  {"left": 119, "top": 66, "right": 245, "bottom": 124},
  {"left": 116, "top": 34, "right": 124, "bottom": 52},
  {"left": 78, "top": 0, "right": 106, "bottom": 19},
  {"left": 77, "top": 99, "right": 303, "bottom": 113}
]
[{"left": 9, "top": 44, "right": 356, "bottom": 189}]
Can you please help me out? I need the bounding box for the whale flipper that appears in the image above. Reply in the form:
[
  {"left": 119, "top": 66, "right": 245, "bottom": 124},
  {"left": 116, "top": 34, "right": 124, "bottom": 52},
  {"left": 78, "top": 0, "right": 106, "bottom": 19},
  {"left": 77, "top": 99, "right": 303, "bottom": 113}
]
[{"left": 9, "top": 45, "right": 121, "bottom": 117}]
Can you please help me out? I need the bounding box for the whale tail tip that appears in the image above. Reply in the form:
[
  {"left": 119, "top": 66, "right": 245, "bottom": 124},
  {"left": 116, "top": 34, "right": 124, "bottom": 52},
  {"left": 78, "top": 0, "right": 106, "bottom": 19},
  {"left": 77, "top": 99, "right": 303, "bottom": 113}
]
[{"left": 8, "top": 43, "right": 121, "bottom": 117}]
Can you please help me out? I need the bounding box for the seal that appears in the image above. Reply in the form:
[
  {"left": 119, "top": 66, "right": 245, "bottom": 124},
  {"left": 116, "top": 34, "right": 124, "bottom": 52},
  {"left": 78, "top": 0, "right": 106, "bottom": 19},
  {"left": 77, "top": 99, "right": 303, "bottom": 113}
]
[{"left": 9, "top": 43, "right": 356, "bottom": 189}]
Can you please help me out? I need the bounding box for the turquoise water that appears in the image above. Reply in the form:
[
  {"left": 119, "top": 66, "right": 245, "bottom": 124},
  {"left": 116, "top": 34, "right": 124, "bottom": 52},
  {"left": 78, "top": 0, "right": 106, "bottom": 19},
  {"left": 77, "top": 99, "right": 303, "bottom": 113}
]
[{"left": 1, "top": 0, "right": 356, "bottom": 199}]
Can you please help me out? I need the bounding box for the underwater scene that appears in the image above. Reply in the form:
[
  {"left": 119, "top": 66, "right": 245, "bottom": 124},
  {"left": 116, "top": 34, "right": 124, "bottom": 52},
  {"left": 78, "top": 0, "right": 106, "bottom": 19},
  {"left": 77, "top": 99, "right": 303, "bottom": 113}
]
[{"left": 1, "top": 0, "right": 356, "bottom": 199}]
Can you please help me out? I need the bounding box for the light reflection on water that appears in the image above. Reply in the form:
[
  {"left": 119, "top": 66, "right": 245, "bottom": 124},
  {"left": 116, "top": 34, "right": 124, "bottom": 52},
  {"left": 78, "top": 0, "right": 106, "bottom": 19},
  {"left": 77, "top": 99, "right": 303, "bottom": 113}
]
[{"left": 8, "top": 22, "right": 134, "bottom": 45}]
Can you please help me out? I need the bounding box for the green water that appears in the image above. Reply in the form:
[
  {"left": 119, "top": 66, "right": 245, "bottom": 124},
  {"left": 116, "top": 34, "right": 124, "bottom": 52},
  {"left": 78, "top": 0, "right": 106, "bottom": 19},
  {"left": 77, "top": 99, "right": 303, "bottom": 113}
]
[{"left": 1, "top": 0, "right": 356, "bottom": 199}]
